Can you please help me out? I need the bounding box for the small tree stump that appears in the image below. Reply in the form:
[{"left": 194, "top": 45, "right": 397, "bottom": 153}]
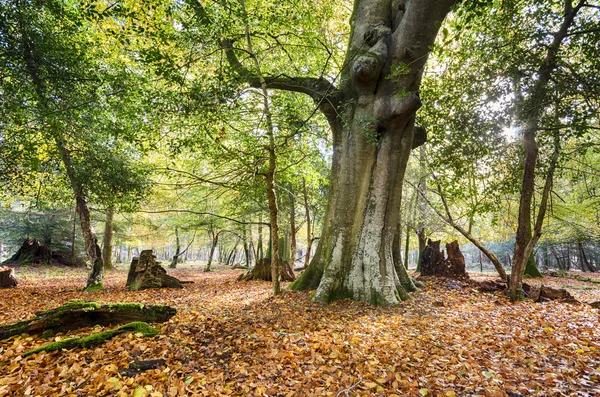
[
  {"left": 0, "top": 266, "right": 17, "bottom": 288},
  {"left": 126, "top": 250, "right": 183, "bottom": 291},
  {"left": 420, "top": 240, "right": 469, "bottom": 279},
  {"left": 238, "top": 258, "right": 296, "bottom": 282}
]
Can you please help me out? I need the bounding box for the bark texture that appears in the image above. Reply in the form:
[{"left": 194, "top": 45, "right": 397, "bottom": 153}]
[
  {"left": 127, "top": 250, "right": 183, "bottom": 291},
  {"left": 103, "top": 206, "right": 115, "bottom": 270},
  {"left": 292, "top": 0, "right": 454, "bottom": 304}
]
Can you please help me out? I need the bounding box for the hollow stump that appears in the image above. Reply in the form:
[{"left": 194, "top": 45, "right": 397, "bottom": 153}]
[{"left": 420, "top": 240, "right": 469, "bottom": 279}]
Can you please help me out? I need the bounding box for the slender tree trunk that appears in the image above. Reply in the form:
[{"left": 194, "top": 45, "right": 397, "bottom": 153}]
[
  {"left": 243, "top": 225, "right": 250, "bottom": 268},
  {"left": 257, "top": 218, "right": 263, "bottom": 263},
  {"left": 508, "top": 0, "right": 581, "bottom": 299},
  {"left": 240, "top": 0, "right": 281, "bottom": 295},
  {"left": 71, "top": 207, "right": 77, "bottom": 264},
  {"left": 403, "top": 225, "right": 411, "bottom": 270},
  {"left": 289, "top": 190, "right": 297, "bottom": 266},
  {"left": 102, "top": 206, "right": 114, "bottom": 270},
  {"left": 170, "top": 227, "right": 180, "bottom": 269},
  {"left": 204, "top": 232, "right": 219, "bottom": 272},
  {"left": 18, "top": 9, "right": 103, "bottom": 290},
  {"left": 303, "top": 180, "right": 312, "bottom": 270}
]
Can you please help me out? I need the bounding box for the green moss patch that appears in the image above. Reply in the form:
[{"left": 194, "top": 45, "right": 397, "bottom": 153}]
[{"left": 23, "top": 322, "right": 159, "bottom": 357}]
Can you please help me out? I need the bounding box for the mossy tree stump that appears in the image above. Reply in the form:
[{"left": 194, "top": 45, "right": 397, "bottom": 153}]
[
  {"left": 0, "top": 300, "right": 176, "bottom": 340},
  {"left": 126, "top": 250, "right": 183, "bottom": 291}
]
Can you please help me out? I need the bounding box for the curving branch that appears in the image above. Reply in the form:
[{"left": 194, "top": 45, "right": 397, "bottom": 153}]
[{"left": 221, "top": 39, "right": 343, "bottom": 124}]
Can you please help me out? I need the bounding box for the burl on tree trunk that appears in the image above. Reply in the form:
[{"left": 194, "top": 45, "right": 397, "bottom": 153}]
[
  {"left": 126, "top": 250, "right": 183, "bottom": 291},
  {"left": 0, "top": 300, "right": 176, "bottom": 340},
  {"left": 0, "top": 266, "right": 18, "bottom": 288},
  {"left": 238, "top": 258, "right": 295, "bottom": 282},
  {"left": 420, "top": 240, "right": 469, "bottom": 279}
]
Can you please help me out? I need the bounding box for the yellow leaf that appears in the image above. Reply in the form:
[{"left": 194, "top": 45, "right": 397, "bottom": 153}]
[
  {"left": 419, "top": 388, "right": 429, "bottom": 396},
  {"left": 364, "top": 382, "right": 378, "bottom": 389}
]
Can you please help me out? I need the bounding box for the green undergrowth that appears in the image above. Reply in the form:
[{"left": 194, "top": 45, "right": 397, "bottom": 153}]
[{"left": 23, "top": 322, "right": 159, "bottom": 357}]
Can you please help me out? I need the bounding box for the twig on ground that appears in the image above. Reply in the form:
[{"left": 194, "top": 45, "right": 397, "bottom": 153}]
[{"left": 336, "top": 377, "right": 364, "bottom": 397}]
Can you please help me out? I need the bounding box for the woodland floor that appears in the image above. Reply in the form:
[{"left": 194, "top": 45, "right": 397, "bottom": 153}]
[{"left": 0, "top": 263, "right": 599, "bottom": 397}]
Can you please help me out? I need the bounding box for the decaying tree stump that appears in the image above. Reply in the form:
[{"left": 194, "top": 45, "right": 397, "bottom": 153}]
[
  {"left": 238, "top": 258, "right": 296, "bottom": 282},
  {"left": 2, "top": 239, "right": 85, "bottom": 267},
  {"left": 420, "top": 240, "right": 469, "bottom": 279},
  {"left": 0, "top": 299, "right": 176, "bottom": 340},
  {"left": 126, "top": 250, "right": 183, "bottom": 291},
  {"left": 0, "top": 266, "right": 18, "bottom": 288}
]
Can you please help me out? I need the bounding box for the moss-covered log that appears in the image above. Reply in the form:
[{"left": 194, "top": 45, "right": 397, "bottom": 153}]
[
  {"left": 23, "top": 321, "right": 158, "bottom": 357},
  {"left": 0, "top": 300, "right": 176, "bottom": 340}
]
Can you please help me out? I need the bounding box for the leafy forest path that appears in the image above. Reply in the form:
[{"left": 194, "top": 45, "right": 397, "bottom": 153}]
[{"left": 1, "top": 266, "right": 599, "bottom": 396}]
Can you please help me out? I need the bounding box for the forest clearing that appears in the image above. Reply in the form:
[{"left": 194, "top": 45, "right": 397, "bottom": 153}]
[
  {"left": 1, "top": 264, "right": 599, "bottom": 396},
  {"left": 1, "top": 0, "right": 600, "bottom": 396}
]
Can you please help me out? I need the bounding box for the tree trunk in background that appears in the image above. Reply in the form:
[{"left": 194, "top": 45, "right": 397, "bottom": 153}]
[
  {"left": 243, "top": 225, "right": 250, "bottom": 268},
  {"left": 291, "top": 0, "right": 453, "bottom": 304},
  {"left": 257, "top": 218, "right": 263, "bottom": 263},
  {"left": 403, "top": 225, "right": 411, "bottom": 270},
  {"left": 416, "top": 229, "right": 427, "bottom": 272},
  {"left": 509, "top": 1, "right": 581, "bottom": 299},
  {"left": 19, "top": 11, "right": 103, "bottom": 290},
  {"left": 303, "top": 180, "right": 312, "bottom": 269},
  {"left": 71, "top": 209, "right": 77, "bottom": 264},
  {"left": 169, "top": 227, "right": 180, "bottom": 269},
  {"left": 289, "top": 190, "right": 297, "bottom": 266},
  {"left": 578, "top": 242, "right": 596, "bottom": 272},
  {"left": 523, "top": 223, "right": 542, "bottom": 278},
  {"left": 102, "top": 206, "right": 114, "bottom": 270},
  {"left": 204, "top": 232, "right": 219, "bottom": 272}
]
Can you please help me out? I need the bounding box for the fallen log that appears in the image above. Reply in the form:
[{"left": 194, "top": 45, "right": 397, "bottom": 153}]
[
  {"left": 0, "top": 299, "right": 176, "bottom": 340},
  {"left": 23, "top": 322, "right": 158, "bottom": 357},
  {"left": 127, "top": 250, "right": 183, "bottom": 291},
  {"left": 473, "top": 280, "right": 578, "bottom": 303},
  {"left": 0, "top": 266, "right": 17, "bottom": 288}
]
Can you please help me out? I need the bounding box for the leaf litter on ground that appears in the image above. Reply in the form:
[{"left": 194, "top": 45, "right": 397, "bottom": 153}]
[{"left": 0, "top": 264, "right": 599, "bottom": 396}]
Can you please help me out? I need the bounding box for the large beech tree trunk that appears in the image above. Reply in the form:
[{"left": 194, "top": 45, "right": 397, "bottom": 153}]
[{"left": 290, "top": 0, "right": 454, "bottom": 304}]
